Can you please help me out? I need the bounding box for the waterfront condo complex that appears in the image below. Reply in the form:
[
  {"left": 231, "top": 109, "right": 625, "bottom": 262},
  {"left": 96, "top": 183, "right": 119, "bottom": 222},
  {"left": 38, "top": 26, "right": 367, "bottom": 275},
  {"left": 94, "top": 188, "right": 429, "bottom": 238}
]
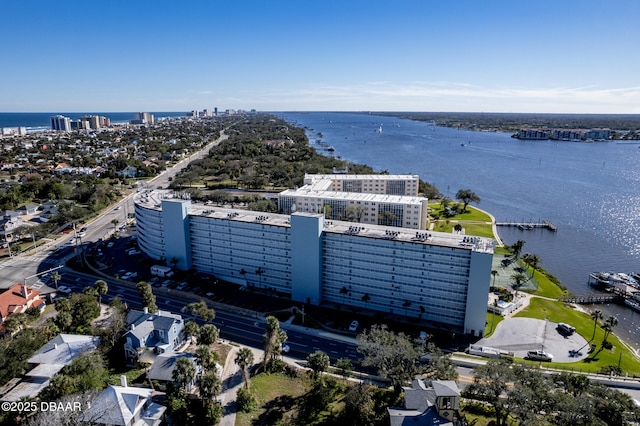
[
  {"left": 134, "top": 188, "right": 494, "bottom": 336},
  {"left": 278, "top": 173, "right": 428, "bottom": 229}
]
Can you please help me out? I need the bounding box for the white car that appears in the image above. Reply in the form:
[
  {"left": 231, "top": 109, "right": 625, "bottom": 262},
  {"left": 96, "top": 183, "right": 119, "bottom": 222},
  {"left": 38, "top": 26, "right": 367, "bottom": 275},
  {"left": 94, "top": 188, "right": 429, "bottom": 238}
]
[
  {"left": 57, "top": 286, "right": 72, "bottom": 294},
  {"left": 349, "top": 320, "right": 359, "bottom": 332},
  {"left": 281, "top": 343, "right": 290, "bottom": 353},
  {"left": 526, "top": 350, "right": 553, "bottom": 362}
]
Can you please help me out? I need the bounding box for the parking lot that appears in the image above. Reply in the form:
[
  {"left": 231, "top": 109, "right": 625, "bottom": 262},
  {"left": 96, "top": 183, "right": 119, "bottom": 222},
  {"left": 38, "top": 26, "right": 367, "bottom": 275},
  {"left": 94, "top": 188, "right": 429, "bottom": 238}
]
[{"left": 475, "top": 317, "right": 590, "bottom": 363}]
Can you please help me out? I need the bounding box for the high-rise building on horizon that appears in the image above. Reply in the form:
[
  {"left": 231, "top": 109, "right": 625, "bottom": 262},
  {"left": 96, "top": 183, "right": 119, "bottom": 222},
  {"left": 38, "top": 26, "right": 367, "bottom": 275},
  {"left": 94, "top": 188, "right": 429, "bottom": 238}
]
[
  {"left": 50, "top": 115, "right": 72, "bottom": 131},
  {"left": 131, "top": 112, "right": 154, "bottom": 125}
]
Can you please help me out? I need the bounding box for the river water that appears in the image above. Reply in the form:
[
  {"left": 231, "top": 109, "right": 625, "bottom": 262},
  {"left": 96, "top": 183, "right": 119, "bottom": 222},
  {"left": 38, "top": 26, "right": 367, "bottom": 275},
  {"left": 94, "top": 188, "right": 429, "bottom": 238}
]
[{"left": 277, "top": 112, "right": 640, "bottom": 352}]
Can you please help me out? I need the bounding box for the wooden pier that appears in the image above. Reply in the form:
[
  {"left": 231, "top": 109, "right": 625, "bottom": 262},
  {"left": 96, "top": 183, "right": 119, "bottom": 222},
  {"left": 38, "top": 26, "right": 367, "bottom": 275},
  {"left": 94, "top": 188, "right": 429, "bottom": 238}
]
[
  {"left": 558, "top": 294, "right": 621, "bottom": 305},
  {"left": 496, "top": 219, "right": 557, "bottom": 232}
]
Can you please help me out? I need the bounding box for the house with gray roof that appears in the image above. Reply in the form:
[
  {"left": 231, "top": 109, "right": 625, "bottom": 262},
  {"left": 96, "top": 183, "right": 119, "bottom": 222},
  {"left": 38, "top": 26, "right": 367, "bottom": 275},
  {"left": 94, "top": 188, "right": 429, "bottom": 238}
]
[
  {"left": 0, "top": 334, "right": 101, "bottom": 402},
  {"left": 146, "top": 351, "right": 202, "bottom": 391},
  {"left": 81, "top": 378, "right": 165, "bottom": 426},
  {"left": 388, "top": 379, "right": 465, "bottom": 426},
  {"left": 123, "top": 309, "right": 184, "bottom": 366}
]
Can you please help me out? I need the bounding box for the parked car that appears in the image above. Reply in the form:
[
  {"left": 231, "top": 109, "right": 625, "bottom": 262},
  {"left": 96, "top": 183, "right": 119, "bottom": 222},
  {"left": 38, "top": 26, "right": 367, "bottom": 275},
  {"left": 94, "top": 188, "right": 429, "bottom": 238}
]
[
  {"left": 557, "top": 323, "right": 576, "bottom": 336},
  {"left": 349, "top": 320, "right": 359, "bottom": 332},
  {"left": 281, "top": 342, "right": 290, "bottom": 353},
  {"left": 526, "top": 350, "right": 553, "bottom": 362},
  {"left": 176, "top": 282, "right": 188, "bottom": 291},
  {"left": 57, "top": 286, "right": 72, "bottom": 294}
]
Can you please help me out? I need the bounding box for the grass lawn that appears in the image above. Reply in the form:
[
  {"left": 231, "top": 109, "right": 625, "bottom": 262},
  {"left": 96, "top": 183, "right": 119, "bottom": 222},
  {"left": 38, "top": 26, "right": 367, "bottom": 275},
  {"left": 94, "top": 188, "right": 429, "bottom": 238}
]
[
  {"left": 235, "top": 373, "right": 313, "bottom": 426},
  {"left": 428, "top": 204, "right": 495, "bottom": 238},
  {"left": 514, "top": 297, "right": 640, "bottom": 375},
  {"left": 484, "top": 312, "right": 504, "bottom": 337},
  {"left": 528, "top": 267, "right": 568, "bottom": 299}
]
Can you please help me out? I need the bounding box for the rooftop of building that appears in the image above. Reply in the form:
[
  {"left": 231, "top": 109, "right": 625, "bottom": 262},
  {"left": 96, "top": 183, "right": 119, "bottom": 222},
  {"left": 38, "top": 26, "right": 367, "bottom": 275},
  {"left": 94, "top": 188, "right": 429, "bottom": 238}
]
[
  {"left": 304, "top": 173, "right": 419, "bottom": 181},
  {"left": 134, "top": 190, "right": 494, "bottom": 254},
  {"left": 279, "top": 187, "right": 427, "bottom": 205}
]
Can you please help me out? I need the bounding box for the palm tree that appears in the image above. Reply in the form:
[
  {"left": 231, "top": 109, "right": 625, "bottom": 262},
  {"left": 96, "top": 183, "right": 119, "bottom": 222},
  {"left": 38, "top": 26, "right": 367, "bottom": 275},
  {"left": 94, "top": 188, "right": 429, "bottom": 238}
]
[
  {"left": 402, "top": 300, "right": 411, "bottom": 316},
  {"left": 51, "top": 271, "right": 61, "bottom": 289},
  {"left": 255, "top": 267, "right": 264, "bottom": 288},
  {"left": 195, "top": 345, "right": 216, "bottom": 372},
  {"left": 95, "top": 280, "right": 108, "bottom": 304},
  {"left": 361, "top": 293, "right": 371, "bottom": 309},
  {"left": 491, "top": 270, "right": 498, "bottom": 287},
  {"left": 111, "top": 219, "right": 119, "bottom": 231},
  {"left": 234, "top": 347, "right": 254, "bottom": 388},
  {"left": 511, "top": 240, "right": 526, "bottom": 259},
  {"left": 603, "top": 316, "right": 618, "bottom": 344},
  {"left": 172, "top": 357, "right": 196, "bottom": 391},
  {"left": 339, "top": 286, "right": 348, "bottom": 305},
  {"left": 511, "top": 272, "right": 527, "bottom": 296},
  {"left": 591, "top": 309, "right": 603, "bottom": 340},
  {"left": 198, "top": 372, "right": 221, "bottom": 406}
]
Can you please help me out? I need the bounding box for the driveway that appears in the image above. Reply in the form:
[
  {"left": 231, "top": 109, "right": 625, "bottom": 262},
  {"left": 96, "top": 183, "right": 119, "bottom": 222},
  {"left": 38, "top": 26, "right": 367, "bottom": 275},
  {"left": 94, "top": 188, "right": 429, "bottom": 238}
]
[{"left": 476, "top": 317, "right": 590, "bottom": 362}]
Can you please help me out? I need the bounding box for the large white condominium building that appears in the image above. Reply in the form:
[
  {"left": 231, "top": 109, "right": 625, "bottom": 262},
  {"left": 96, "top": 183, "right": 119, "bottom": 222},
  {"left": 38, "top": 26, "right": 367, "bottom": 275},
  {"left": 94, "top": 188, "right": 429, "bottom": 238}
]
[
  {"left": 134, "top": 190, "right": 494, "bottom": 336},
  {"left": 279, "top": 174, "right": 426, "bottom": 229},
  {"left": 303, "top": 174, "right": 420, "bottom": 196},
  {"left": 278, "top": 189, "right": 428, "bottom": 229}
]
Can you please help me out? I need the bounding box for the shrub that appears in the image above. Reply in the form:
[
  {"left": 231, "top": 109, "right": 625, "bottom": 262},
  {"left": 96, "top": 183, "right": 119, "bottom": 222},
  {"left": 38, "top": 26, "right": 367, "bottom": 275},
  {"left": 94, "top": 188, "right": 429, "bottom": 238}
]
[{"left": 236, "top": 387, "right": 258, "bottom": 413}]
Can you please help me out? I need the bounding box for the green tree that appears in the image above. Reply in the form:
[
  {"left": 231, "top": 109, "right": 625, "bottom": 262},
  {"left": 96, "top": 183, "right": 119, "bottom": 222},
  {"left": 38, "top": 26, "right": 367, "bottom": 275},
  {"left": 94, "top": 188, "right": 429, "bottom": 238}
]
[
  {"left": 69, "top": 293, "right": 100, "bottom": 332},
  {"left": 455, "top": 188, "right": 481, "bottom": 212},
  {"left": 343, "top": 383, "right": 377, "bottom": 425},
  {"left": 591, "top": 309, "right": 603, "bottom": 340},
  {"left": 357, "top": 324, "right": 421, "bottom": 388},
  {"left": 198, "top": 324, "right": 219, "bottom": 346},
  {"left": 195, "top": 345, "right": 216, "bottom": 372},
  {"left": 236, "top": 387, "right": 257, "bottom": 413},
  {"left": 172, "top": 357, "right": 196, "bottom": 391},
  {"left": 136, "top": 281, "right": 158, "bottom": 313},
  {"left": 198, "top": 372, "right": 221, "bottom": 405},
  {"left": 51, "top": 271, "right": 62, "bottom": 289},
  {"left": 424, "top": 347, "right": 459, "bottom": 380},
  {"left": 185, "top": 300, "right": 215, "bottom": 322},
  {"left": 184, "top": 321, "right": 200, "bottom": 344},
  {"left": 94, "top": 280, "right": 108, "bottom": 304},
  {"left": 602, "top": 315, "right": 618, "bottom": 345},
  {"left": 511, "top": 272, "right": 527, "bottom": 295},
  {"left": 335, "top": 357, "right": 353, "bottom": 381},
  {"left": 511, "top": 239, "right": 526, "bottom": 259},
  {"left": 263, "top": 315, "right": 287, "bottom": 371},
  {"left": 234, "top": 347, "right": 255, "bottom": 388},
  {"left": 307, "top": 350, "right": 330, "bottom": 380},
  {"left": 462, "top": 359, "right": 514, "bottom": 426}
]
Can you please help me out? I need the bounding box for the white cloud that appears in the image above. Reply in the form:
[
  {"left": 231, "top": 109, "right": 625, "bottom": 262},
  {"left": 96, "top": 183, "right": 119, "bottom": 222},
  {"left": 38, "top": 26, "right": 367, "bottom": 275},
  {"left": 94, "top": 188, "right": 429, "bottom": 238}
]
[{"left": 213, "top": 82, "right": 640, "bottom": 113}]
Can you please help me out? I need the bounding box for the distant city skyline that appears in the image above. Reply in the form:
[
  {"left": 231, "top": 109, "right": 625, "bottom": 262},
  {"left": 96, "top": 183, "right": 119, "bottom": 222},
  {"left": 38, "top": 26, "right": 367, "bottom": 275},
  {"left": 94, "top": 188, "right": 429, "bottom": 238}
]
[{"left": 1, "top": 0, "right": 639, "bottom": 114}]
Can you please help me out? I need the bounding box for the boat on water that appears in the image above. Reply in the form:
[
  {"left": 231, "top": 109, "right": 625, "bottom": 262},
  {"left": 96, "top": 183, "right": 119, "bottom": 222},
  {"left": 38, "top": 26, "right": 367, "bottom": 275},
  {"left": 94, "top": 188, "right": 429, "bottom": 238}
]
[
  {"left": 589, "top": 271, "right": 640, "bottom": 290},
  {"left": 327, "top": 146, "right": 335, "bottom": 152}
]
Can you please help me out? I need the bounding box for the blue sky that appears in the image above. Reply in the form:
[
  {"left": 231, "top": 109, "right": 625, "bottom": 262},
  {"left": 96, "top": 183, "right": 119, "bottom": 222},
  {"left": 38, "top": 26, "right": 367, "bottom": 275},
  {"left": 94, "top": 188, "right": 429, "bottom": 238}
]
[{"left": 1, "top": 0, "right": 639, "bottom": 113}]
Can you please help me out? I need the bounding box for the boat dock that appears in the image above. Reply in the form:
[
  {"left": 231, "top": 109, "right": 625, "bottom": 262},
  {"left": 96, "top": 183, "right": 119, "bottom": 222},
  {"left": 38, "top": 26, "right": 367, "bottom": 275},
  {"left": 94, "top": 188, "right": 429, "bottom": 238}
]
[
  {"left": 496, "top": 219, "right": 557, "bottom": 232},
  {"left": 558, "top": 294, "right": 621, "bottom": 305}
]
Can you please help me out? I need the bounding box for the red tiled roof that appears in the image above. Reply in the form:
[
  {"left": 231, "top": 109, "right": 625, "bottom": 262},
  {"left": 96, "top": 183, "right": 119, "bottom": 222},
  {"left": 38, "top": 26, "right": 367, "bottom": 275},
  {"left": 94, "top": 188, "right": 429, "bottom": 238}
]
[{"left": 0, "top": 284, "right": 42, "bottom": 319}]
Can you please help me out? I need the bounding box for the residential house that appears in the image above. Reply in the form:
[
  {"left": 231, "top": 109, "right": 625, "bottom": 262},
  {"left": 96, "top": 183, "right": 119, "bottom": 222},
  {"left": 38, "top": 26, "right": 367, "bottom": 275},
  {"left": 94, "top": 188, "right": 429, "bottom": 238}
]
[
  {"left": 81, "top": 378, "right": 165, "bottom": 426},
  {"left": 0, "top": 334, "right": 101, "bottom": 401},
  {"left": 0, "top": 211, "right": 26, "bottom": 241},
  {"left": 388, "top": 379, "right": 464, "bottom": 426},
  {"left": 118, "top": 166, "right": 138, "bottom": 178},
  {"left": 146, "top": 351, "right": 203, "bottom": 391},
  {"left": 123, "top": 309, "right": 184, "bottom": 366},
  {"left": 0, "top": 283, "right": 44, "bottom": 324},
  {"left": 16, "top": 203, "right": 40, "bottom": 216}
]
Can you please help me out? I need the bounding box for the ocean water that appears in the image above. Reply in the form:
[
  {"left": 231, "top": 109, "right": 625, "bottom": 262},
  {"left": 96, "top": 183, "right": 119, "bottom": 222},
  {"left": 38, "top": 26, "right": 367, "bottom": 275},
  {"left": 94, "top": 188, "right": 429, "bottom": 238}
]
[
  {"left": 277, "top": 112, "right": 640, "bottom": 350},
  {"left": 0, "top": 112, "right": 187, "bottom": 131}
]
